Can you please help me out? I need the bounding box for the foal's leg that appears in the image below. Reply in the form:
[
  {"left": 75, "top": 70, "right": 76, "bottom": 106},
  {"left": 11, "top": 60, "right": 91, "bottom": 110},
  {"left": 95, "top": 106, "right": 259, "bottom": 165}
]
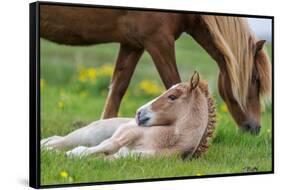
[
  {"left": 41, "top": 136, "right": 67, "bottom": 149},
  {"left": 66, "top": 138, "right": 121, "bottom": 157},
  {"left": 41, "top": 136, "right": 63, "bottom": 147},
  {"left": 66, "top": 124, "right": 139, "bottom": 157},
  {"left": 145, "top": 35, "right": 181, "bottom": 89},
  {"left": 101, "top": 45, "right": 144, "bottom": 119}
]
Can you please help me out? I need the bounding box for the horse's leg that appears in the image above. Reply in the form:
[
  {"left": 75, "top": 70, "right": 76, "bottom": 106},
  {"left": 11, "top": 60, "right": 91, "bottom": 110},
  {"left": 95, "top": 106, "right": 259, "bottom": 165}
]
[
  {"left": 145, "top": 35, "right": 181, "bottom": 89},
  {"left": 66, "top": 123, "right": 139, "bottom": 157},
  {"left": 41, "top": 136, "right": 62, "bottom": 146},
  {"left": 101, "top": 45, "right": 144, "bottom": 119}
]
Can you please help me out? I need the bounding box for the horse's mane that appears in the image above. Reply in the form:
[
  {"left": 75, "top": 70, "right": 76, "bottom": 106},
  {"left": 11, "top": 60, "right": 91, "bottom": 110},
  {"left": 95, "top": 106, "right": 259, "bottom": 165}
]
[
  {"left": 200, "top": 16, "right": 271, "bottom": 110},
  {"left": 256, "top": 49, "right": 272, "bottom": 97},
  {"left": 192, "top": 81, "right": 216, "bottom": 158}
]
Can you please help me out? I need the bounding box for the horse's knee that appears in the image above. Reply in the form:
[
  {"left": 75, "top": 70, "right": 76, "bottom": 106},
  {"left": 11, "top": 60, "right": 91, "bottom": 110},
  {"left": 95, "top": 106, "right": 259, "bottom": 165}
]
[{"left": 108, "top": 82, "right": 127, "bottom": 103}]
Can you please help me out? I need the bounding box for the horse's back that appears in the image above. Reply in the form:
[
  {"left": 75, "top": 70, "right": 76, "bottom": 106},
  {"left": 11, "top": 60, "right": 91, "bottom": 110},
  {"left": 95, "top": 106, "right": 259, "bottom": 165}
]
[
  {"left": 40, "top": 5, "right": 128, "bottom": 44},
  {"left": 40, "top": 5, "right": 185, "bottom": 45}
]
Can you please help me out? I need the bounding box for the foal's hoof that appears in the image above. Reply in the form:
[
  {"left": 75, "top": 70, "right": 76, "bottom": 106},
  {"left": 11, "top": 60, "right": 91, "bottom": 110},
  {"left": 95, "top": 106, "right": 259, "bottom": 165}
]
[
  {"left": 240, "top": 123, "right": 261, "bottom": 135},
  {"left": 66, "top": 146, "right": 88, "bottom": 158}
]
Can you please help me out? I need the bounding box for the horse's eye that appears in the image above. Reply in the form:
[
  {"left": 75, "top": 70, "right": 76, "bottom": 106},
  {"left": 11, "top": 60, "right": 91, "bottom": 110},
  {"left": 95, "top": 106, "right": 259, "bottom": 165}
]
[{"left": 168, "top": 95, "right": 177, "bottom": 101}]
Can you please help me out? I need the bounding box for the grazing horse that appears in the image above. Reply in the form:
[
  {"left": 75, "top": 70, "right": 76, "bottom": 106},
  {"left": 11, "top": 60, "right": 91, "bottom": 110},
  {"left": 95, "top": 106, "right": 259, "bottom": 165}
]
[
  {"left": 40, "top": 4, "right": 271, "bottom": 134},
  {"left": 41, "top": 72, "right": 216, "bottom": 159}
]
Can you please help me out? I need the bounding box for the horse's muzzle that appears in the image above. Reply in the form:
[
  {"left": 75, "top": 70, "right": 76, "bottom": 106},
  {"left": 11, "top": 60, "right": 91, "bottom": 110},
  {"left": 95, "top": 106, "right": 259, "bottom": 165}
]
[
  {"left": 136, "top": 109, "right": 151, "bottom": 126},
  {"left": 240, "top": 121, "right": 261, "bottom": 135}
]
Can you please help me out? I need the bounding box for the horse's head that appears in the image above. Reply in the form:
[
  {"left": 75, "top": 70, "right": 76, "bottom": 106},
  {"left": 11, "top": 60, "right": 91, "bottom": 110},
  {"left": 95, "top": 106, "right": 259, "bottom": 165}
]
[
  {"left": 218, "top": 40, "right": 271, "bottom": 134},
  {"left": 136, "top": 72, "right": 208, "bottom": 127}
]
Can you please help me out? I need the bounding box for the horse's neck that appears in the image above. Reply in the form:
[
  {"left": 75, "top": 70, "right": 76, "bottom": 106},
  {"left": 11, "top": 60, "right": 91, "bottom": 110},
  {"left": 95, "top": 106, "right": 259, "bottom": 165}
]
[
  {"left": 174, "top": 101, "right": 208, "bottom": 134},
  {"left": 172, "top": 99, "right": 209, "bottom": 155},
  {"left": 186, "top": 18, "right": 226, "bottom": 70}
]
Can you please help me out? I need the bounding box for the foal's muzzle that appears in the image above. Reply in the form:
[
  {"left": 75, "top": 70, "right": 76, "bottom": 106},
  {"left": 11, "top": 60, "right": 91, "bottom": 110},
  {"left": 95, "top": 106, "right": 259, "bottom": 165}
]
[{"left": 136, "top": 109, "right": 151, "bottom": 126}]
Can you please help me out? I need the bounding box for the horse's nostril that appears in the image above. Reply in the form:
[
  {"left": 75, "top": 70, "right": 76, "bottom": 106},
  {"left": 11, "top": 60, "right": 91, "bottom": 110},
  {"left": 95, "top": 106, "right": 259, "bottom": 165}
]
[
  {"left": 137, "top": 111, "right": 141, "bottom": 119},
  {"left": 252, "top": 125, "right": 261, "bottom": 135},
  {"left": 241, "top": 122, "right": 261, "bottom": 135}
]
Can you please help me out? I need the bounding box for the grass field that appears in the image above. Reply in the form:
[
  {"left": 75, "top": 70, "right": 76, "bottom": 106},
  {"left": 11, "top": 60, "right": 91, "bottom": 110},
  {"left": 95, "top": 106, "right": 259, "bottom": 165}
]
[{"left": 40, "top": 35, "right": 272, "bottom": 186}]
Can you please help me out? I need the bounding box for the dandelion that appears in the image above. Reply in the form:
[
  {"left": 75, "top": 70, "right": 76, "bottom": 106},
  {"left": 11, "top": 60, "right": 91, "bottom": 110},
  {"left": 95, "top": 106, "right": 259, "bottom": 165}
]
[
  {"left": 220, "top": 103, "right": 228, "bottom": 113},
  {"left": 78, "top": 69, "right": 88, "bottom": 82},
  {"left": 87, "top": 68, "right": 97, "bottom": 80},
  {"left": 78, "top": 67, "right": 97, "bottom": 83},
  {"left": 139, "top": 80, "right": 163, "bottom": 96},
  {"left": 196, "top": 173, "right": 203, "bottom": 176},
  {"left": 96, "top": 64, "right": 114, "bottom": 77},
  {"left": 59, "top": 170, "right": 68, "bottom": 178},
  {"left": 57, "top": 101, "right": 64, "bottom": 109}
]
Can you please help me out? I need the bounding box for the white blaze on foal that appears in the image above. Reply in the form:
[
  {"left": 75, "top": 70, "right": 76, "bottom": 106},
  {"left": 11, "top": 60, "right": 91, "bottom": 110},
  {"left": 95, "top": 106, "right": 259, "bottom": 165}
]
[{"left": 41, "top": 72, "right": 216, "bottom": 159}]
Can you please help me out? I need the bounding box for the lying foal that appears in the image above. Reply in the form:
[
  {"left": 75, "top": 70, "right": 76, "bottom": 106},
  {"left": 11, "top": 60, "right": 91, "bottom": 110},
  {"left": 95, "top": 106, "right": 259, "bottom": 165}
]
[{"left": 41, "top": 72, "right": 216, "bottom": 159}]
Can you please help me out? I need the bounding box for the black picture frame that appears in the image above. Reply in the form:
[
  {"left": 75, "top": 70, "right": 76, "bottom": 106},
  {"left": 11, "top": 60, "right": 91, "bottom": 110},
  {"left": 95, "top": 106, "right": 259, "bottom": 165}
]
[{"left": 29, "top": 1, "right": 274, "bottom": 189}]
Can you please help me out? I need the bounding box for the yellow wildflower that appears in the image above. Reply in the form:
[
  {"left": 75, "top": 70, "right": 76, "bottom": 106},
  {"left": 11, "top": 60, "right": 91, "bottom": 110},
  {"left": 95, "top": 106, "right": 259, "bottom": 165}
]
[
  {"left": 267, "top": 129, "right": 271, "bottom": 133},
  {"left": 220, "top": 103, "right": 228, "bottom": 113},
  {"left": 78, "top": 69, "right": 87, "bottom": 82},
  {"left": 196, "top": 173, "right": 202, "bottom": 176},
  {"left": 87, "top": 68, "right": 97, "bottom": 81},
  {"left": 58, "top": 101, "right": 64, "bottom": 109},
  {"left": 139, "top": 80, "right": 163, "bottom": 96},
  {"left": 78, "top": 67, "right": 97, "bottom": 83},
  {"left": 60, "top": 170, "right": 68, "bottom": 178},
  {"left": 96, "top": 64, "right": 114, "bottom": 77}
]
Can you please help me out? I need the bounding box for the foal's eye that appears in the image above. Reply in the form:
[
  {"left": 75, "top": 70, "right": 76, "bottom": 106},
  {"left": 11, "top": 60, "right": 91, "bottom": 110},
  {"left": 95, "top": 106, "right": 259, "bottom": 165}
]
[{"left": 168, "top": 95, "right": 177, "bottom": 101}]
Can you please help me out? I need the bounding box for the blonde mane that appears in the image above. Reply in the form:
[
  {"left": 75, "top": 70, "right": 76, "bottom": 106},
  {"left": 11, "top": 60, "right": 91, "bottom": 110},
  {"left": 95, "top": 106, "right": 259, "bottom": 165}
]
[{"left": 201, "top": 16, "right": 271, "bottom": 110}]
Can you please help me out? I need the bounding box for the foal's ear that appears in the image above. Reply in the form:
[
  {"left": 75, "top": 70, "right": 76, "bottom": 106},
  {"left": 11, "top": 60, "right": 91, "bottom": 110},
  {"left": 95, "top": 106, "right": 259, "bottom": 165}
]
[
  {"left": 190, "top": 71, "right": 200, "bottom": 90},
  {"left": 256, "top": 40, "right": 266, "bottom": 52}
]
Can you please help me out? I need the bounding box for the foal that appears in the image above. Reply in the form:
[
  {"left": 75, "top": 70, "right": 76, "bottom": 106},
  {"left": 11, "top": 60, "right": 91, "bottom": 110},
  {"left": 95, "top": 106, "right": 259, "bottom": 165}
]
[{"left": 41, "top": 72, "right": 216, "bottom": 159}]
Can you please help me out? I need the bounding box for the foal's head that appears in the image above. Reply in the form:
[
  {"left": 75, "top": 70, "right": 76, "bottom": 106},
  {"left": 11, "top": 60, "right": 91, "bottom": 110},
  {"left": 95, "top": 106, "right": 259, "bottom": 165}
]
[{"left": 136, "top": 72, "right": 208, "bottom": 127}]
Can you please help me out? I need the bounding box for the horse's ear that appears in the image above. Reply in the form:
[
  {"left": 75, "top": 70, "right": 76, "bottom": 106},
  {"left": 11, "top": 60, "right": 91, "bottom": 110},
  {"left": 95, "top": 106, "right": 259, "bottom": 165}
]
[
  {"left": 256, "top": 40, "right": 266, "bottom": 52},
  {"left": 190, "top": 71, "right": 200, "bottom": 90}
]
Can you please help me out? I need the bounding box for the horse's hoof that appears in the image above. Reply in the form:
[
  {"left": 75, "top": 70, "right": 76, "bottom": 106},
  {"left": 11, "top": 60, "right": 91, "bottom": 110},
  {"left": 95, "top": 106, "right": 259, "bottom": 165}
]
[{"left": 66, "top": 146, "right": 88, "bottom": 158}]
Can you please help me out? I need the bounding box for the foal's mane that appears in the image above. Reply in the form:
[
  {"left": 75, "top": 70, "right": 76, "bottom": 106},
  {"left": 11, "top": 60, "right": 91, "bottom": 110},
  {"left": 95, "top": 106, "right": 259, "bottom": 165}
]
[
  {"left": 201, "top": 16, "right": 271, "bottom": 110},
  {"left": 192, "top": 81, "right": 216, "bottom": 158}
]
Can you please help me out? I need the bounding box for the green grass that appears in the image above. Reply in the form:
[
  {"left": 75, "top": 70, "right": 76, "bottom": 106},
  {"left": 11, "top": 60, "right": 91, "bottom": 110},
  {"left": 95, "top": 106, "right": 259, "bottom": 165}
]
[{"left": 40, "top": 36, "right": 272, "bottom": 186}]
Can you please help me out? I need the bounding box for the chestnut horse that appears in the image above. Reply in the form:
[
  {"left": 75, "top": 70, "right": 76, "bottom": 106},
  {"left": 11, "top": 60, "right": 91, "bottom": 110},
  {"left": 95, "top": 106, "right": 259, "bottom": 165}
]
[
  {"left": 41, "top": 72, "right": 216, "bottom": 159},
  {"left": 40, "top": 4, "right": 271, "bottom": 134}
]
